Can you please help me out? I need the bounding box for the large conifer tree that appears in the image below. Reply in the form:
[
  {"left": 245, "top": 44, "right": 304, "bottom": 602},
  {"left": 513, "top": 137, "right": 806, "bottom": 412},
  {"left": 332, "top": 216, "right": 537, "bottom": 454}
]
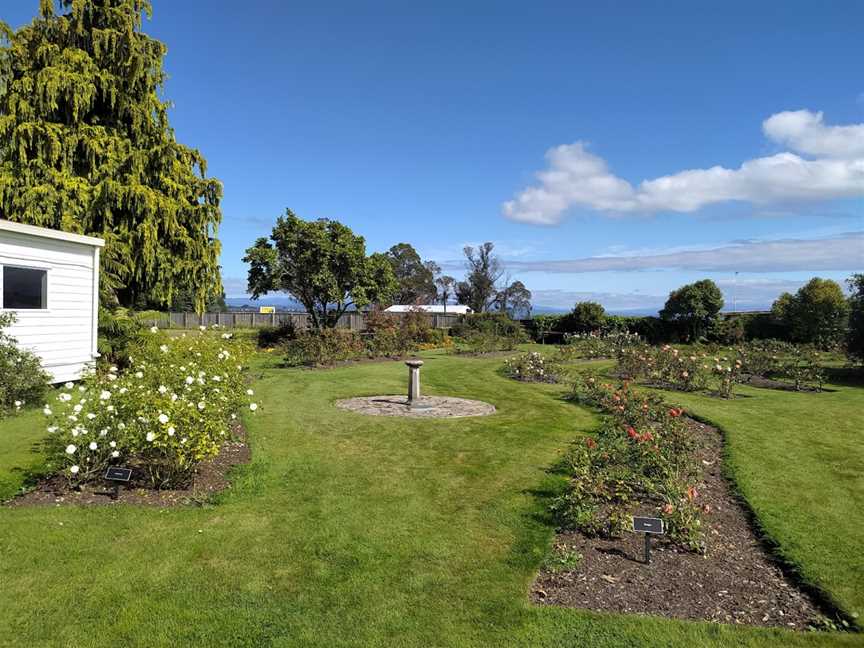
[{"left": 0, "top": 0, "right": 222, "bottom": 311}]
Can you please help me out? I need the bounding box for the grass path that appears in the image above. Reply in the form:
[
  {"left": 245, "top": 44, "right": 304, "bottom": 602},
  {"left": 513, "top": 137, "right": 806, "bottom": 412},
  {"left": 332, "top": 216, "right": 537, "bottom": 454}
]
[{"left": 0, "top": 350, "right": 861, "bottom": 646}]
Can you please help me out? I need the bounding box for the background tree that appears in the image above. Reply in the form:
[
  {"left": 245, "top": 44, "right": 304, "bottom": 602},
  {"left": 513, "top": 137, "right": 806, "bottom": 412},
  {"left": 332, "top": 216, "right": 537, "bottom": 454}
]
[
  {"left": 494, "top": 280, "right": 532, "bottom": 318},
  {"left": 846, "top": 274, "right": 864, "bottom": 363},
  {"left": 435, "top": 275, "right": 456, "bottom": 311},
  {"left": 660, "top": 279, "right": 724, "bottom": 340},
  {"left": 772, "top": 277, "right": 850, "bottom": 348},
  {"left": 560, "top": 301, "right": 606, "bottom": 333},
  {"left": 243, "top": 210, "right": 397, "bottom": 329},
  {"left": 0, "top": 0, "right": 223, "bottom": 312},
  {"left": 384, "top": 243, "right": 439, "bottom": 304},
  {"left": 455, "top": 243, "right": 504, "bottom": 313}
]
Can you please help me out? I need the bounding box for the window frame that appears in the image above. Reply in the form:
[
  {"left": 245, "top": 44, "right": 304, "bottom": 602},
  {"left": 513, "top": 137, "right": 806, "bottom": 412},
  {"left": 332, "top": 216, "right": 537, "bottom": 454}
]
[{"left": 0, "top": 263, "right": 51, "bottom": 312}]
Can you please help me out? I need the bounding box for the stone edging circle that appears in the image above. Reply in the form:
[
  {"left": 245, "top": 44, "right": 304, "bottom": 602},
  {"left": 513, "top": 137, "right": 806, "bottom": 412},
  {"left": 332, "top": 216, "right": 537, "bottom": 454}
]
[{"left": 335, "top": 395, "right": 496, "bottom": 418}]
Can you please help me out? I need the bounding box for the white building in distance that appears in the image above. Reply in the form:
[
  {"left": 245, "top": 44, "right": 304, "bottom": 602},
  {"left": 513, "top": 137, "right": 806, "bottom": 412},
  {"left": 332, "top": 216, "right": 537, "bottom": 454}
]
[{"left": 0, "top": 220, "right": 104, "bottom": 382}]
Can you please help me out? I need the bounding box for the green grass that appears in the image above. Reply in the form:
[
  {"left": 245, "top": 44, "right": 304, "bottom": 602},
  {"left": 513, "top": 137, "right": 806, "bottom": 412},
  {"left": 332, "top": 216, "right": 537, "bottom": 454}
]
[
  {"left": 0, "top": 408, "right": 46, "bottom": 500},
  {"left": 0, "top": 350, "right": 862, "bottom": 647}
]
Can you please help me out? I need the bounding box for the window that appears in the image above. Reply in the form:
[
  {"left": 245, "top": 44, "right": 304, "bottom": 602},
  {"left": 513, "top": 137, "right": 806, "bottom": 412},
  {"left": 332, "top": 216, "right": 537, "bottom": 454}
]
[{"left": 2, "top": 266, "right": 48, "bottom": 309}]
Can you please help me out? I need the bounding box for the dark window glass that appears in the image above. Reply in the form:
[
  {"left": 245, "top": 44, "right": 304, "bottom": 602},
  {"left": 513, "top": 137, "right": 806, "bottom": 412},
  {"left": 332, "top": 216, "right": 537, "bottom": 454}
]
[{"left": 3, "top": 267, "right": 47, "bottom": 309}]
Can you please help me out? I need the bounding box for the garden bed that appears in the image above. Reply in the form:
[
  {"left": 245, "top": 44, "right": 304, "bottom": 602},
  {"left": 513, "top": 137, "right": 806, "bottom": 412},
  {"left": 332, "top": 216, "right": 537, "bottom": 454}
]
[
  {"left": 5, "top": 423, "right": 250, "bottom": 507},
  {"left": 532, "top": 418, "right": 827, "bottom": 630}
]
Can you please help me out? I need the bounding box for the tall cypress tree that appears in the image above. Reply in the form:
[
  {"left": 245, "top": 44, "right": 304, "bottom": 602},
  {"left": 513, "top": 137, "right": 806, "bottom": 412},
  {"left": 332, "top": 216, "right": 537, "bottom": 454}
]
[{"left": 0, "top": 0, "right": 222, "bottom": 312}]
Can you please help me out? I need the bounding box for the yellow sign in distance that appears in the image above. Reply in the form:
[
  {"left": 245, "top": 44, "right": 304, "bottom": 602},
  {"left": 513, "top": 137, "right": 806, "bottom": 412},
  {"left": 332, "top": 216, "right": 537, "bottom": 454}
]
[{"left": 259, "top": 306, "right": 275, "bottom": 314}]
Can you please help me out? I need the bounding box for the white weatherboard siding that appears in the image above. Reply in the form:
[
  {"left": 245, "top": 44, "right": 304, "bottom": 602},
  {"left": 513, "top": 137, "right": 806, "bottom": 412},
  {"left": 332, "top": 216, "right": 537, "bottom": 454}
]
[{"left": 0, "top": 221, "right": 103, "bottom": 383}]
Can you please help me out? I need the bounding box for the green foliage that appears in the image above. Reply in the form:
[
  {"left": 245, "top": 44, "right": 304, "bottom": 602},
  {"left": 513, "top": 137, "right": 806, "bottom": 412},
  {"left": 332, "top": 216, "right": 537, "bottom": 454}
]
[
  {"left": 557, "top": 375, "right": 704, "bottom": 551},
  {"left": 493, "top": 280, "right": 532, "bottom": 318},
  {"left": 455, "top": 242, "right": 504, "bottom": 313},
  {"left": 847, "top": 273, "right": 864, "bottom": 363},
  {"left": 0, "top": 0, "right": 223, "bottom": 312},
  {"left": 97, "top": 307, "right": 147, "bottom": 367},
  {"left": 559, "top": 330, "right": 641, "bottom": 360},
  {"left": 244, "top": 210, "right": 398, "bottom": 329},
  {"left": 452, "top": 312, "right": 526, "bottom": 354},
  {"left": 771, "top": 278, "right": 849, "bottom": 348},
  {"left": 560, "top": 301, "right": 606, "bottom": 333},
  {"left": 283, "top": 329, "right": 365, "bottom": 367},
  {"left": 660, "top": 279, "right": 724, "bottom": 341},
  {"left": 384, "top": 243, "right": 438, "bottom": 304},
  {"left": 42, "top": 328, "right": 255, "bottom": 488},
  {"left": 0, "top": 312, "right": 49, "bottom": 418},
  {"left": 542, "top": 543, "right": 584, "bottom": 574},
  {"left": 257, "top": 320, "right": 298, "bottom": 349},
  {"left": 530, "top": 314, "right": 562, "bottom": 343}
]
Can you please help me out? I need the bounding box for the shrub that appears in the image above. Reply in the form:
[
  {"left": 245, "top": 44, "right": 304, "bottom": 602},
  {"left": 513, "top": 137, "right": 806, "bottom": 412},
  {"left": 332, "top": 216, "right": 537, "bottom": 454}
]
[
  {"left": 0, "top": 312, "right": 49, "bottom": 418},
  {"left": 42, "top": 328, "right": 256, "bottom": 488},
  {"left": 503, "top": 352, "right": 561, "bottom": 383},
  {"left": 711, "top": 355, "right": 744, "bottom": 399},
  {"left": 97, "top": 307, "right": 148, "bottom": 368},
  {"left": 558, "top": 374, "right": 704, "bottom": 551},
  {"left": 284, "top": 329, "right": 365, "bottom": 366},
  {"left": 616, "top": 344, "right": 708, "bottom": 392},
  {"left": 257, "top": 319, "right": 298, "bottom": 348},
  {"left": 558, "top": 301, "right": 606, "bottom": 334},
  {"left": 452, "top": 312, "right": 526, "bottom": 354},
  {"left": 846, "top": 273, "right": 864, "bottom": 364},
  {"left": 560, "top": 330, "right": 641, "bottom": 360}
]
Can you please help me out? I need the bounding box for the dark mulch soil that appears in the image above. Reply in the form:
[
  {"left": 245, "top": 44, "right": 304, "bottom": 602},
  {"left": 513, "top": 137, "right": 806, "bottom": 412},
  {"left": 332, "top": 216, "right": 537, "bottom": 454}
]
[
  {"left": 743, "top": 374, "right": 822, "bottom": 393},
  {"left": 532, "top": 419, "right": 828, "bottom": 630},
  {"left": 5, "top": 424, "right": 250, "bottom": 508}
]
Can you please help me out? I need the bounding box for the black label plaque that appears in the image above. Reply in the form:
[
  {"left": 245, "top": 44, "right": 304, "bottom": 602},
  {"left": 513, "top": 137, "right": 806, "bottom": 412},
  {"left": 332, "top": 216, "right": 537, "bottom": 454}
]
[
  {"left": 105, "top": 467, "right": 133, "bottom": 482},
  {"left": 633, "top": 517, "right": 664, "bottom": 534}
]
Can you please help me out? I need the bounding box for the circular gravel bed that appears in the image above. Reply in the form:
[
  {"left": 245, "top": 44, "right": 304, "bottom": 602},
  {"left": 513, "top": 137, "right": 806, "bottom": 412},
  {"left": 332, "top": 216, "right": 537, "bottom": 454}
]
[{"left": 335, "top": 395, "right": 495, "bottom": 418}]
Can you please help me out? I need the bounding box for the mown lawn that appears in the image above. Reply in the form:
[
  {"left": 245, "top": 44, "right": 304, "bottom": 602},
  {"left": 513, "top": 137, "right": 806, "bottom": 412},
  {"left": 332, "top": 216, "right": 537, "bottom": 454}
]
[{"left": 0, "top": 350, "right": 861, "bottom": 647}]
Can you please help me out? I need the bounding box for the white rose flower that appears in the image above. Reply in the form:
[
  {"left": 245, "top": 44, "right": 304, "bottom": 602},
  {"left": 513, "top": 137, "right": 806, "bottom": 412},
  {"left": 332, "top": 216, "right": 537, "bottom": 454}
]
[
  {"left": 70, "top": 465, "right": 80, "bottom": 474},
  {"left": 111, "top": 451, "right": 120, "bottom": 458},
  {"left": 99, "top": 390, "right": 111, "bottom": 400},
  {"left": 47, "top": 426, "right": 58, "bottom": 433},
  {"left": 158, "top": 413, "right": 169, "bottom": 424},
  {"left": 246, "top": 389, "right": 254, "bottom": 396},
  {"left": 109, "top": 441, "right": 116, "bottom": 448},
  {"left": 197, "top": 401, "right": 205, "bottom": 410},
  {"left": 146, "top": 432, "right": 155, "bottom": 442},
  {"left": 160, "top": 344, "right": 169, "bottom": 353},
  {"left": 249, "top": 403, "right": 258, "bottom": 411},
  {"left": 167, "top": 427, "right": 175, "bottom": 437},
  {"left": 135, "top": 371, "right": 143, "bottom": 379},
  {"left": 43, "top": 407, "right": 53, "bottom": 416},
  {"left": 158, "top": 385, "right": 168, "bottom": 394},
  {"left": 65, "top": 444, "right": 77, "bottom": 454},
  {"left": 65, "top": 382, "right": 74, "bottom": 389},
  {"left": 185, "top": 376, "right": 194, "bottom": 385},
  {"left": 89, "top": 441, "right": 98, "bottom": 450}
]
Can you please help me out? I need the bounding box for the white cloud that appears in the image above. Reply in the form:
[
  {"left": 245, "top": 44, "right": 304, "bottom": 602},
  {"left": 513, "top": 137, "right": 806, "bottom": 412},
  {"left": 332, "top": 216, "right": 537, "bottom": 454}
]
[
  {"left": 504, "top": 232, "right": 863, "bottom": 274},
  {"left": 762, "top": 110, "right": 864, "bottom": 158},
  {"left": 503, "top": 110, "right": 864, "bottom": 225}
]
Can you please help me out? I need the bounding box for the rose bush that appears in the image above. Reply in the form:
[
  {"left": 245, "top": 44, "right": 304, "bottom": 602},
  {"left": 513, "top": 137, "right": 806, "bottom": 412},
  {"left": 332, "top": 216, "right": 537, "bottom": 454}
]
[
  {"left": 43, "top": 327, "right": 256, "bottom": 488},
  {"left": 503, "top": 351, "right": 562, "bottom": 383},
  {"left": 558, "top": 373, "right": 705, "bottom": 551}
]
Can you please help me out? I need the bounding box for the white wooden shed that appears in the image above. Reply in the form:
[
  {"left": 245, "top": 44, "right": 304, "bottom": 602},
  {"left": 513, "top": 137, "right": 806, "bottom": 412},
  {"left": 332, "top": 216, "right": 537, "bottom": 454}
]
[{"left": 0, "top": 220, "right": 103, "bottom": 383}]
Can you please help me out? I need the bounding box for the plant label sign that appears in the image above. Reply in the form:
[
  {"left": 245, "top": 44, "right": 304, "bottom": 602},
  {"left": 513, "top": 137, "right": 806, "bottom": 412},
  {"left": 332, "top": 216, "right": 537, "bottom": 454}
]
[
  {"left": 632, "top": 517, "right": 664, "bottom": 534},
  {"left": 104, "top": 467, "right": 133, "bottom": 482},
  {"left": 633, "top": 517, "right": 664, "bottom": 564}
]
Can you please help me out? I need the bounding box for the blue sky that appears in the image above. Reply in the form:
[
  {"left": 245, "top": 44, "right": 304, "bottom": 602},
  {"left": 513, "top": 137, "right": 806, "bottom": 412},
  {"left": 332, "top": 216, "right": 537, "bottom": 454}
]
[{"left": 6, "top": 1, "right": 863, "bottom": 311}]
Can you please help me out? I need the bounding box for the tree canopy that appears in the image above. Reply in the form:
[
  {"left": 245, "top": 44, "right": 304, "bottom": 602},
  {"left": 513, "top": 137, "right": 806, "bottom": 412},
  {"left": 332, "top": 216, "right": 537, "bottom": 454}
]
[
  {"left": 846, "top": 274, "right": 864, "bottom": 363},
  {"left": 0, "top": 0, "right": 222, "bottom": 312},
  {"left": 561, "top": 301, "right": 606, "bottom": 333},
  {"left": 383, "top": 243, "right": 439, "bottom": 305},
  {"left": 456, "top": 243, "right": 505, "bottom": 313},
  {"left": 494, "top": 280, "right": 532, "bottom": 318},
  {"left": 660, "top": 279, "right": 724, "bottom": 340},
  {"left": 243, "top": 210, "right": 397, "bottom": 329},
  {"left": 771, "top": 277, "right": 849, "bottom": 348}
]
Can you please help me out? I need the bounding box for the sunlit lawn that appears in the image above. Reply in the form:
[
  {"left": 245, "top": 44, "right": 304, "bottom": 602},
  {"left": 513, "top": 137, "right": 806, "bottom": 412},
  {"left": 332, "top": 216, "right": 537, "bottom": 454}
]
[{"left": 0, "top": 349, "right": 861, "bottom": 647}]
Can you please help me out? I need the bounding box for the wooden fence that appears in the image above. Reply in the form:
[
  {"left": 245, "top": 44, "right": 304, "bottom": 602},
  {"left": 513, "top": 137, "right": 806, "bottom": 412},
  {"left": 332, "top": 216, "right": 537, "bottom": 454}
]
[{"left": 142, "top": 311, "right": 462, "bottom": 331}]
